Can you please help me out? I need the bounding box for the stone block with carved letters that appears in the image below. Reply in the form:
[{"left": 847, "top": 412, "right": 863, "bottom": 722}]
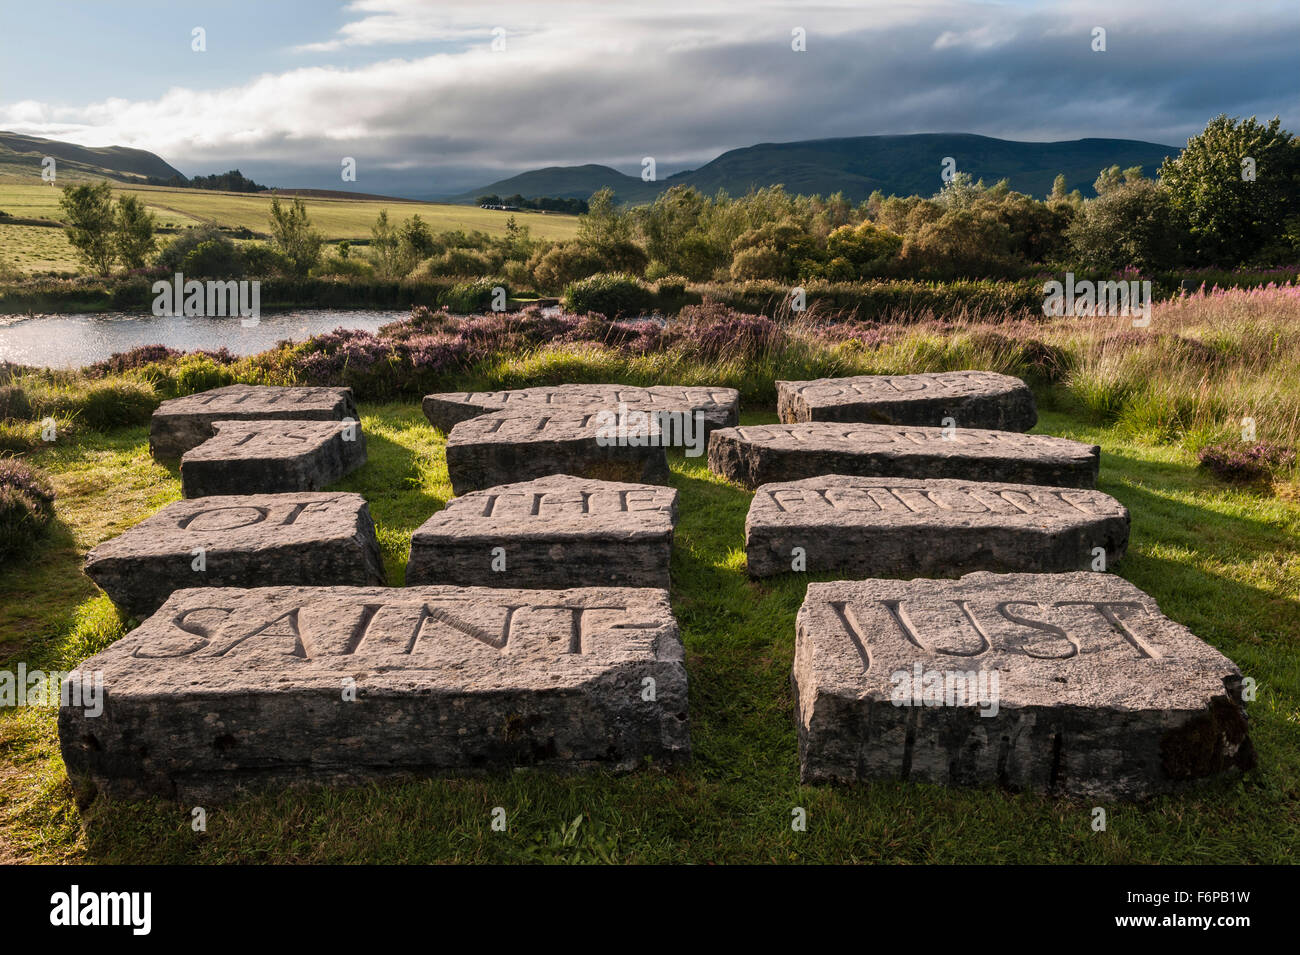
[
  {"left": 150, "top": 384, "right": 359, "bottom": 459},
  {"left": 59, "top": 585, "right": 689, "bottom": 802},
  {"left": 407, "top": 475, "right": 677, "bottom": 589},
  {"left": 423, "top": 384, "right": 739, "bottom": 435},
  {"left": 793, "top": 572, "right": 1254, "bottom": 798},
  {"left": 445, "top": 410, "right": 672, "bottom": 494},
  {"left": 179, "top": 419, "right": 366, "bottom": 498},
  {"left": 708, "top": 422, "right": 1098, "bottom": 489},
  {"left": 746, "top": 476, "right": 1129, "bottom": 578},
  {"left": 84, "top": 493, "right": 386, "bottom": 618},
  {"left": 777, "top": 371, "right": 1037, "bottom": 431}
]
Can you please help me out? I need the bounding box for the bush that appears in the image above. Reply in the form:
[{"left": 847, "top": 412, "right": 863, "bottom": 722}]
[
  {"left": 441, "top": 279, "right": 507, "bottom": 314},
  {"left": 562, "top": 273, "right": 655, "bottom": 317},
  {"left": 79, "top": 380, "right": 159, "bottom": 430},
  {"left": 182, "top": 239, "right": 247, "bottom": 278},
  {"left": 412, "top": 248, "right": 496, "bottom": 280},
  {"left": 242, "top": 242, "right": 292, "bottom": 277},
  {"left": 1197, "top": 441, "right": 1297, "bottom": 484},
  {"left": 315, "top": 254, "right": 376, "bottom": 279},
  {"left": 174, "top": 355, "right": 236, "bottom": 395},
  {"left": 0, "top": 457, "right": 56, "bottom": 562},
  {"left": 158, "top": 227, "right": 244, "bottom": 276}
]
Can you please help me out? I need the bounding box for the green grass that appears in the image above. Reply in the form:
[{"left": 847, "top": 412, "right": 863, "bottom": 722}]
[
  {"left": 0, "top": 181, "right": 581, "bottom": 275},
  {"left": 1, "top": 401, "right": 1296, "bottom": 864}
]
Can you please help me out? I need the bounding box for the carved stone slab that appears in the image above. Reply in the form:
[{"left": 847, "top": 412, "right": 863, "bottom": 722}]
[
  {"left": 777, "top": 371, "right": 1037, "bottom": 431},
  {"left": 445, "top": 411, "right": 671, "bottom": 495},
  {"left": 793, "top": 572, "right": 1254, "bottom": 798},
  {"left": 84, "top": 493, "right": 386, "bottom": 618},
  {"left": 408, "top": 475, "right": 677, "bottom": 589},
  {"left": 746, "top": 476, "right": 1129, "bottom": 578},
  {"left": 150, "top": 384, "right": 359, "bottom": 459},
  {"left": 708, "top": 423, "right": 1098, "bottom": 489},
  {"left": 179, "top": 419, "right": 366, "bottom": 498},
  {"left": 59, "top": 585, "right": 689, "bottom": 802},
  {"left": 423, "top": 384, "right": 740, "bottom": 435}
]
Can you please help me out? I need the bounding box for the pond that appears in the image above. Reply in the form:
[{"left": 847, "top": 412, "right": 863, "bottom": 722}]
[{"left": 0, "top": 309, "right": 408, "bottom": 369}]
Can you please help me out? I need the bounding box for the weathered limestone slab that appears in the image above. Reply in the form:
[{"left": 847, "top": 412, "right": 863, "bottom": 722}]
[
  {"left": 793, "top": 572, "right": 1254, "bottom": 798},
  {"left": 408, "top": 475, "right": 677, "bottom": 589},
  {"left": 84, "top": 493, "right": 386, "bottom": 618},
  {"left": 445, "top": 411, "right": 671, "bottom": 495},
  {"left": 746, "top": 476, "right": 1129, "bottom": 578},
  {"left": 150, "top": 384, "right": 358, "bottom": 459},
  {"left": 423, "top": 384, "right": 740, "bottom": 435},
  {"left": 708, "top": 423, "right": 1098, "bottom": 489},
  {"left": 59, "top": 585, "right": 689, "bottom": 802},
  {"left": 778, "top": 371, "right": 1037, "bottom": 432},
  {"left": 180, "top": 419, "right": 366, "bottom": 498}
]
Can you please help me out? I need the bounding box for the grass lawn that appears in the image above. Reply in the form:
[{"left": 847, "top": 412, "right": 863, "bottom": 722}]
[{"left": 0, "top": 398, "right": 1296, "bottom": 864}]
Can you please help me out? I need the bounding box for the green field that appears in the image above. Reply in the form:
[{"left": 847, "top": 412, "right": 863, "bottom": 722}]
[
  {"left": 0, "top": 181, "right": 580, "bottom": 275},
  {"left": 0, "top": 402, "right": 1295, "bottom": 863}
]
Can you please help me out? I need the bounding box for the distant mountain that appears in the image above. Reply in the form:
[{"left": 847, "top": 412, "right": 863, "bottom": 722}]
[
  {"left": 0, "top": 131, "right": 185, "bottom": 183},
  {"left": 448, "top": 133, "right": 1181, "bottom": 205}
]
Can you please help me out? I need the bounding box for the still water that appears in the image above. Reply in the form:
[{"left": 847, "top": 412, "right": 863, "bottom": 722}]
[{"left": 0, "top": 309, "right": 407, "bottom": 369}]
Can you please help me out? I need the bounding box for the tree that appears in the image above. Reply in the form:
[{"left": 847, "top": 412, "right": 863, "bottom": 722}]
[
  {"left": 113, "top": 194, "right": 157, "bottom": 270},
  {"left": 58, "top": 181, "right": 116, "bottom": 274},
  {"left": 369, "top": 209, "right": 404, "bottom": 278},
  {"left": 825, "top": 221, "right": 903, "bottom": 279},
  {"left": 1068, "top": 179, "right": 1182, "bottom": 272},
  {"left": 1050, "top": 174, "right": 1068, "bottom": 201},
  {"left": 577, "top": 188, "right": 635, "bottom": 248},
  {"left": 268, "top": 197, "right": 323, "bottom": 275},
  {"left": 1159, "top": 115, "right": 1300, "bottom": 265},
  {"left": 400, "top": 214, "right": 435, "bottom": 262}
]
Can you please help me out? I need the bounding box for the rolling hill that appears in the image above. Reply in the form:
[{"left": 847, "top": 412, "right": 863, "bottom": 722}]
[
  {"left": 0, "top": 131, "right": 185, "bottom": 184},
  {"left": 449, "top": 133, "right": 1181, "bottom": 205}
]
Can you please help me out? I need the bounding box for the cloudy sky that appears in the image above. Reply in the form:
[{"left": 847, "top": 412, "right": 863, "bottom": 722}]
[{"left": 2, "top": 0, "right": 1297, "bottom": 197}]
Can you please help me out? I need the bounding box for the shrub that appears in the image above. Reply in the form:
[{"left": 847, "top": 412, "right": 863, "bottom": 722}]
[
  {"left": 174, "top": 355, "right": 236, "bottom": 395},
  {"left": 242, "top": 242, "right": 292, "bottom": 277},
  {"left": 530, "top": 241, "right": 608, "bottom": 290},
  {"left": 563, "top": 273, "right": 655, "bottom": 317},
  {"left": 315, "top": 254, "right": 376, "bottom": 279},
  {"left": 87, "top": 344, "right": 184, "bottom": 377},
  {"left": 1197, "top": 441, "right": 1297, "bottom": 484},
  {"left": 79, "top": 380, "right": 158, "bottom": 430},
  {"left": 158, "top": 227, "right": 243, "bottom": 276},
  {"left": 0, "top": 457, "right": 56, "bottom": 562},
  {"left": 182, "top": 239, "right": 247, "bottom": 278},
  {"left": 441, "top": 279, "right": 507, "bottom": 314},
  {"left": 413, "top": 248, "right": 496, "bottom": 279}
]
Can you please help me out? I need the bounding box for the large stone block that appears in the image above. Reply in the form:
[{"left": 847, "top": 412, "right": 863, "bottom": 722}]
[
  {"left": 59, "top": 585, "right": 689, "bottom": 803},
  {"left": 746, "top": 476, "right": 1129, "bottom": 578},
  {"left": 793, "top": 572, "right": 1254, "bottom": 798},
  {"left": 708, "top": 423, "right": 1098, "bottom": 489},
  {"left": 407, "top": 475, "right": 677, "bottom": 589},
  {"left": 84, "top": 493, "right": 386, "bottom": 618},
  {"left": 445, "top": 411, "right": 671, "bottom": 494},
  {"left": 179, "top": 419, "right": 366, "bottom": 498},
  {"left": 778, "top": 371, "right": 1037, "bottom": 431},
  {"left": 150, "top": 384, "right": 358, "bottom": 459},
  {"left": 423, "top": 384, "right": 740, "bottom": 435}
]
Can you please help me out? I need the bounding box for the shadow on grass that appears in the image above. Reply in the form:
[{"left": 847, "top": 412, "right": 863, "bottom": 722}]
[{"left": 0, "top": 513, "right": 99, "bottom": 667}]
